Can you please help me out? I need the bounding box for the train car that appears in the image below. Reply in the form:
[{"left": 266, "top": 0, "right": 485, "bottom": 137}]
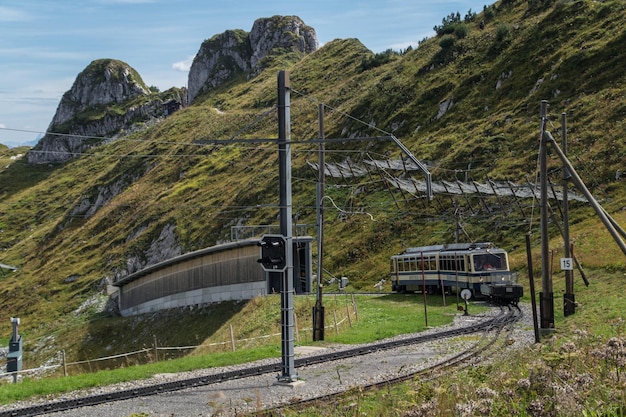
[{"left": 390, "top": 242, "right": 517, "bottom": 297}]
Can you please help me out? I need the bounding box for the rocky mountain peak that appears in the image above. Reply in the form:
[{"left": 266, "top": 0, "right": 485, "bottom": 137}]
[
  {"left": 249, "top": 15, "right": 319, "bottom": 68},
  {"left": 187, "top": 15, "right": 318, "bottom": 103},
  {"left": 51, "top": 59, "right": 150, "bottom": 126},
  {"left": 27, "top": 59, "right": 184, "bottom": 165},
  {"left": 26, "top": 16, "right": 317, "bottom": 165}
]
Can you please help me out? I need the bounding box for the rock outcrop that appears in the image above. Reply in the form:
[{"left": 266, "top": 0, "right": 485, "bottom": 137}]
[
  {"left": 187, "top": 15, "right": 318, "bottom": 103},
  {"left": 27, "top": 59, "right": 185, "bottom": 165},
  {"left": 27, "top": 16, "right": 316, "bottom": 165}
]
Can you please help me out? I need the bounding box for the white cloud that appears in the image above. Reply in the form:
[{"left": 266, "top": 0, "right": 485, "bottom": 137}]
[
  {"left": 172, "top": 56, "right": 194, "bottom": 72},
  {"left": 0, "top": 6, "right": 29, "bottom": 22}
]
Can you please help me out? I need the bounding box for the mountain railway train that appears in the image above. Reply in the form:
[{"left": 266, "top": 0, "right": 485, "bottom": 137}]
[{"left": 390, "top": 242, "right": 522, "bottom": 305}]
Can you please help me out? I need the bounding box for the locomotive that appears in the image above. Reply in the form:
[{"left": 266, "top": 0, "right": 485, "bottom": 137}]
[{"left": 390, "top": 242, "right": 523, "bottom": 305}]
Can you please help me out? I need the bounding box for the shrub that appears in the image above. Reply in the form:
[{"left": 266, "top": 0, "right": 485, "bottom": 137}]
[
  {"left": 358, "top": 49, "right": 400, "bottom": 71},
  {"left": 439, "top": 34, "right": 456, "bottom": 50},
  {"left": 483, "top": 5, "right": 496, "bottom": 21},
  {"left": 464, "top": 9, "right": 477, "bottom": 22},
  {"left": 454, "top": 23, "right": 469, "bottom": 39},
  {"left": 495, "top": 23, "right": 512, "bottom": 44},
  {"left": 434, "top": 12, "right": 461, "bottom": 36}
]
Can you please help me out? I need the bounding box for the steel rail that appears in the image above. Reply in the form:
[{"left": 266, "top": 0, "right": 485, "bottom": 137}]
[
  {"left": 256, "top": 307, "right": 522, "bottom": 415},
  {"left": 0, "top": 308, "right": 518, "bottom": 417}
]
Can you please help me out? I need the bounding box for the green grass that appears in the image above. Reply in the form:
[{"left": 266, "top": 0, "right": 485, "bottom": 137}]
[
  {"left": 285, "top": 269, "right": 626, "bottom": 417},
  {"left": 0, "top": 346, "right": 279, "bottom": 404},
  {"left": 0, "top": 294, "right": 474, "bottom": 405},
  {"left": 323, "top": 294, "right": 463, "bottom": 343}
]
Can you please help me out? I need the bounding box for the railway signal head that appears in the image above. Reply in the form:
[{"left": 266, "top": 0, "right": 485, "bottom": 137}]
[{"left": 257, "top": 234, "right": 286, "bottom": 272}]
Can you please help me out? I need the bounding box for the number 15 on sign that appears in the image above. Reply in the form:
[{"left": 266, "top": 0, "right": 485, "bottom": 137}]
[{"left": 560, "top": 258, "right": 573, "bottom": 271}]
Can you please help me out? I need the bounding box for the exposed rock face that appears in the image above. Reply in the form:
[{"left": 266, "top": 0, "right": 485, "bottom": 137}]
[
  {"left": 118, "top": 223, "right": 183, "bottom": 278},
  {"left": 187, "top": 30, "right": 252, "bottom": 101},
  {"left": 52, "top": 59, "right": 150, "bottom": 127},
  {"left": 187, "top": 15, "right": 318, "bottom": 103},
  {"left": 27, "top": 59, "right": 185, "bottom": 165},
  {"left": 248, "top": 16, "right": 318, "bottom": 68},
  {"left": 27, "top": 17, "right": 315, "bottom": 164}
]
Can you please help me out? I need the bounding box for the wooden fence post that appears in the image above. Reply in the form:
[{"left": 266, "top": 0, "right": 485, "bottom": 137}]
[
  {"left": 352, "top": 294, "right": 358, "bottom": 321},
  {"left": 230, "top": 324, "right": 236, "bottom": 351},
  {"left": 62, "top": 350, "right": 67, "bottom": 377},
  {"left": 345, "top": 299, "right": 352, "bottom": 328}
]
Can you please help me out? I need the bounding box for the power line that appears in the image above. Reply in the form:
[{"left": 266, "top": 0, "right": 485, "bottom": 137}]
[{"left": 291, "top": 88, "right": 396, "bottom": 138}]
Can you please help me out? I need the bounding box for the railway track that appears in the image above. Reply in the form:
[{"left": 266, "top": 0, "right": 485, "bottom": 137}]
[
  {"left": 258, "top": 306, "right": 522, "bottom": 415},
  {"left": 0, "top": 306, "right": 521, "bottom": 417}
]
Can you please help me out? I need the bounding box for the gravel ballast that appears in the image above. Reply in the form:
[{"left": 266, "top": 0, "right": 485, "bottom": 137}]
[{"left": 1, "top": 304, "right": 535, "bottom": 417}]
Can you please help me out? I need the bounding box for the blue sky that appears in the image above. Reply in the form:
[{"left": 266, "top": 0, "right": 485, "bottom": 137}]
[{"left": 0, "top": 0, "right": 493, "bottom": 147}]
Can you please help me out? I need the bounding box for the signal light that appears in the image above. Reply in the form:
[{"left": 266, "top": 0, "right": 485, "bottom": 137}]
[{"left": 257, "top": 234, "right": 286, "bottom": 271}]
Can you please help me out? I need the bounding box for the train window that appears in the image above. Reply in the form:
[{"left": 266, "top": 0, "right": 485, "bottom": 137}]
[
  {"left": 457, "top": 257, "right": 466, "bottom": 271},
  {"left": 409, "top": 258, "right": 417, "bottom": 271},
  {"left": 439, "top": 255, "right": 457, "bottom": 271},
  {"left": 439, "top": 257, "right": 446, "bottom": 271},
  {"left": 390, "top": 259, "right": 396, "bottom": 273},
  {"left": 473, "top": 253, "right": 507, "bottom": 271}
]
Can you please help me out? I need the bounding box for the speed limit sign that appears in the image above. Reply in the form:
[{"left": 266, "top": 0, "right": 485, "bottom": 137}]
[{"left": 560, "top": 258, "right": 573, "bottom": 271}]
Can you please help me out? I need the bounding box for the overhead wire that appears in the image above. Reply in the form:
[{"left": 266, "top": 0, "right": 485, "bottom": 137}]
[
  {"left": 291, "top": 87, "right": 396, "bottom": 138},
  {"left": 1, "top": 89, "right": 561, "bottom": 234}
]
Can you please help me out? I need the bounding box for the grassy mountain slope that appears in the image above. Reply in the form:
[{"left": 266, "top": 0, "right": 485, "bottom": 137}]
[{"left": 0, "top": 0, "right": 625, "bottom": 366}]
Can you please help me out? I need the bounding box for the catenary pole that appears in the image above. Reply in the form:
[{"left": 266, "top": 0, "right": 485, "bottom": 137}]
[
  {"left": 313, "top": 104, "right": 325, "bottom": 341},
  {"left": 561, "top": 112, "right": 575, "bottom": 316},
  {"left": 539, "top": 100, "right": 555, "bottom": 332},
  {"left": 277, "top": 70, "right": 297, "bottom": 382}
]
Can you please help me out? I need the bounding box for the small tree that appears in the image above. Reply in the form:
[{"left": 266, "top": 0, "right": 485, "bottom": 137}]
[
  {"left": 434, "top": 12, "right": 461, "bottom": 36},
  {"left": 439, "top": 34, "right": 456, "bottom": 50},
  {"left": 495, "top": 23, "right": 512, "bottom": 44},
  {"left": 454, "top": 23, "right": 469, "bottom": 39}
]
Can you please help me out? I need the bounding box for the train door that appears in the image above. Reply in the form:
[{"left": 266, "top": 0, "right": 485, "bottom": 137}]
[{"left": 390, "top": 258, "right": 398, "bottom": 289}]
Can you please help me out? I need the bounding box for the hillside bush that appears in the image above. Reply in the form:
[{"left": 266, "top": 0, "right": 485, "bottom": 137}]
[
  {"left": 454, "top": 23, "right": 469, "bottom": 39},
  {"left": 359, "top": 49, "right": 400, "bottom": 71},
  {"left": 495, "top": 23, "right": 512, "bottom": 44},
  {"left": 438, "top": 34, "right": 456, "bottom": 50},
  {"left": 483, "top": 5, "right": 496, "bottom": 21},
  {"left": 463, "top": 9, "right": 477, "bottom": 22},
  {"left": 434, "top": 12, "right": 461, "bottom": 36}
]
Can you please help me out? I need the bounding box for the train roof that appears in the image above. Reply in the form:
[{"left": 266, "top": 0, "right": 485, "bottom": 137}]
[{"left": 398, "top": 242, "right": 504, "bottom": 255}]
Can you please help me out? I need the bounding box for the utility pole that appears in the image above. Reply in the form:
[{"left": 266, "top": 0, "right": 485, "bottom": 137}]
[
  {"left": 277, "top": 70, "right": 297, "bottom": 383},
  {"left": 313, "top": 104, "right": 325, "bottom": 341},
  {"left": 539, "top": 100, "right": 555, "bottom": 332},
  {"left": 562, "top": 112, "right": 575, "bottom": 317}
]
